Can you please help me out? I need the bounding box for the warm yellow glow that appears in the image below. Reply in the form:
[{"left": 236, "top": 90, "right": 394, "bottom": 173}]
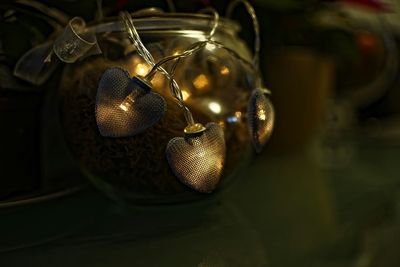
[
  {"left": 218, "top": 120, "right": 225, "bottom": 129},
  {"left": 197, "top": 149, "right": 206, "bottom": 158},
  {"left": 193, "top": 74, "right": 209, "bottom": 91},
  {"left": 205, "top": 43, "right": 216, "bottom": 51},
  {"left": 220, "top": 66, "right": 230, "bottom": 75},
  {"left": 119, "top": 94, "right": 135, "bottom": 111},
  {"left": 151, "top": 73, "right": 165, "bottom": 91},
  {"left": 208, "top": 102, "right": 221, "bottom": 114},
  {"left": 119, "top": 103, "right": 129, "bottom": 112},
  {"left": 216, "top": 158, "right": 223, "bottom": 171},
  {"left": 235, "top": 111, "right": 242, "bottom": 118},
  {"left": 125, "top": 55, "right": 150, "bottom": 77},
  {"left": 258, "top": 108, "right": 266, "bottom": 121},
  {"left": 135, "top": 63, "right": 150, "bottom": 76},
  {"left": 181, "top": 89, "right": 190, "bottom": 101}
]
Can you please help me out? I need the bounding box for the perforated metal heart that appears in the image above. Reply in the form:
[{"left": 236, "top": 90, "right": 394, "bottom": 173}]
[
  {"left": 95, "top": 67, "right": 166, "bottom": 137},
  {"left": 166, "top": 123, "right": 226, "bottom": 193},
  {"left": 247, "top": 88, "right": 275, "bottom": 153}
]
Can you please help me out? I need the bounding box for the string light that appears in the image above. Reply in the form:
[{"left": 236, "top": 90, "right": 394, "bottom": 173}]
[
  {"left": 13, "top": 0, "right": 275, "bottom": 194},
  {"left": 247, "top": 89, "right": 274, "bottom": 152},
  {"left": 227, "top": 0, "right": 275, "bottom": 153},
  {"left": 94, "top": 1, "right": 274, "bottom": 192},
  {"left": 95, "top": 67, "right": 166, "bottom": 137},
  {"left": 166, "top": 123, "right": 226, "bottom": 193}
]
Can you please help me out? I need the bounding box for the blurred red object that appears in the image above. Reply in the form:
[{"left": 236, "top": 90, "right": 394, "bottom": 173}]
[
  {"left": 356, "top": 30, "right": 384, "bottom": 55},
  {"left": 116, "top": 0, "right": 129, "bottom": 10},
  {"left": 339, "top": 0, "right": 392, "bottom": 12}
]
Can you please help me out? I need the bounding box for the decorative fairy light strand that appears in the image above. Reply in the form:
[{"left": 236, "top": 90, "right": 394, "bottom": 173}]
[
  {"left": 120, "top": 11, "right": 179, "bottom": 101},
  {"left": 226, "top": 0, "right": 275, "bottom": 153},
  {"left": 94, "top": 1, "right": 274, "bottom": 192},
  {"left": 200, "top": 7, "right": 220, "bottom": 39},
  {"left": 226, "top": 0, "right": 261, "bottom": 80},
  {"left": 120, "top": 8, "right": 220, "bottom": 127}
]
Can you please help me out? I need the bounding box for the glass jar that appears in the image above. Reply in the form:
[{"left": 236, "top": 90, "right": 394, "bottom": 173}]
[{"left": 58, "top": 13, "right": 255, "bottom": 205}]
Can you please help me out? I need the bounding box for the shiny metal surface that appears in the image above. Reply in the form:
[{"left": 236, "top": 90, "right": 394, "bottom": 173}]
[
  {"left": 166, "top": 123, "right": 226, "bottom": 193},
  {"left": 247, "top": 89, "right": 275, "bottom": 153},
  {"left": 95, "top": 67, "right": 166, "bottom": 137}
]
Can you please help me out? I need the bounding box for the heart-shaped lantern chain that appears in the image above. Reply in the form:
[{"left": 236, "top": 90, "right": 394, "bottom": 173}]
[
  {"left": 166, "top": 122, "right": 226, "bottom": 193},
  {"left": 247, "top": 88, "right": 275, "bottom": 153},
  {"left": 95, "top": 67, "right": 166, "bottom": 137}
]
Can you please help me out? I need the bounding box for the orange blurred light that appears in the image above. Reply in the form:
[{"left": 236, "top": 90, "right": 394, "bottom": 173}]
[
  {"left": 220, "top": 66, "right": 230, "bottom": 75},
  {"left": 193, "top": 74, "right": 209, "bottom": 91}
]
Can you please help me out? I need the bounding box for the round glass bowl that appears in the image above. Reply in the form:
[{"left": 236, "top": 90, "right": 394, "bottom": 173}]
[{"left": 58, "top": 13, "right": 255, "bottom": 205}]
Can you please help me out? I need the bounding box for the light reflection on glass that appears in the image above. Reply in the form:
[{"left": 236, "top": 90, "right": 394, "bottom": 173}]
[
  {"left": 227, "top": 116, "right": 238, "bottom": 123},
  {"left": 220, "top": 66, "right": 230, "bottom": 75},
  {"left": 193, "top": 74, "right": 210, "bottom": 91},
  {"left": 209, "top": 101, "right": 222, "bottom": 114},
  {"left": 205, "top": 43, "right": 217, "bottom": 51},
  {"left": 182, "top": 89, "right": 190, "bottom": 101}
]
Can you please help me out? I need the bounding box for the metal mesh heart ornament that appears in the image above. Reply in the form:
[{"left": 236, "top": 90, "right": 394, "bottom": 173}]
[
  {"left": 166, "top": 123, "right": 226, "bottom": 193},
  {"left": 247, "top": 88, "right": 275, "bottom": 153},
  {"left": 95, "top": 67, "right": 166, "bottom": 137}
]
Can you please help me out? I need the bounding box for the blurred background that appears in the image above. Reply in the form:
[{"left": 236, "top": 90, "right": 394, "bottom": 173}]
[{"left": 1, "top": 0, "right": 400, "bottom": 266}]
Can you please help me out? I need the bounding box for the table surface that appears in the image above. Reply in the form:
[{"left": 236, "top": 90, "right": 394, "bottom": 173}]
[{"left": 1, "top": 134, "right": 400, "bottom": 267}]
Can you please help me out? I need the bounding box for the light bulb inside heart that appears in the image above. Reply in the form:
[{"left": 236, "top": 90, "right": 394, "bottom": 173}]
[
  {"left": 95, "top": 67, "right": 166, "bottom": 137},
  {"left": 166, "top": 123, "right": 226, "bottom": 193},
  {"left": 247, "top": 88, "right": 275, "bottom": 153}
]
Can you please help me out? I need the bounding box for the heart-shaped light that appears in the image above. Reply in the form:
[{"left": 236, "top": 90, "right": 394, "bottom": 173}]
[
  {"left": 166, "top": 123, "right": 226, "bottom": 193},
  {"left": 95, "top": 67, "right": 166, "bottom": 137},
  {"left": 247, "top": 88, "right": 275, "bottom": 153}
]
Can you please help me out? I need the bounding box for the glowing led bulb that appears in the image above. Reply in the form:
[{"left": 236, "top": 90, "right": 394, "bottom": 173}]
[
  {"left": 135, "top": 63, "right": 149, "bottom": 76},
  {"left": 95, "top": 68, "right": 166, "bottom": 138},
  {"left": 119, "top": 94, "right": 136, "bottom": 111},
  {"left": 119, "top": 103, "right": 129, "bottom": 112},
  {"left": 166, "top": 123, "right": 226, "bottom": 193},
  {"left": 258, "top": 108, "right": 266, "bottom": 121}
]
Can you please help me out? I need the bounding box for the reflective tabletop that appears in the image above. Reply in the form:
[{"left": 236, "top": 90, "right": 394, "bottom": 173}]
[{"left": 1, "top": 133, "right": 400, "bottom": 267}]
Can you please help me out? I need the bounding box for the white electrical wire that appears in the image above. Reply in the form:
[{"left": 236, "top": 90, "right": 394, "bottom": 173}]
[
  {"left": 226, "top": 0, "right": 262, "bottom": 82},
  {"left": 120, "top": 9, "right": 220, "bottom": 126},
  {"left": 121, "top": 2, "right": 263, "bottom": 126}
]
